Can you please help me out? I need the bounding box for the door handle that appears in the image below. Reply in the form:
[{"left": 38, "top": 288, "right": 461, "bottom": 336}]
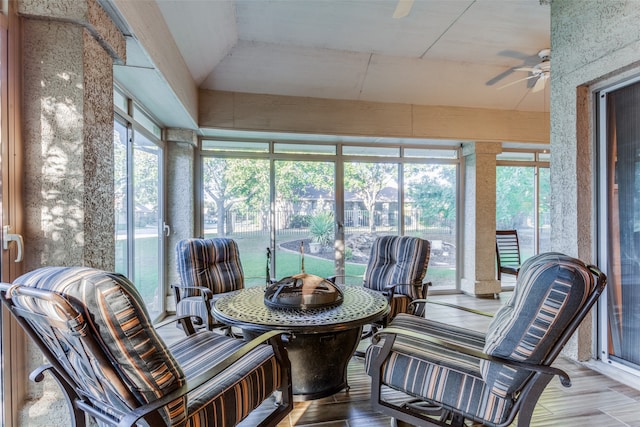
[
  {"left": 163, "top": 222, "right": 171, "bottom": 237},
  {"left": 3, "top": 225, "right": 24, "bottom": 262}
]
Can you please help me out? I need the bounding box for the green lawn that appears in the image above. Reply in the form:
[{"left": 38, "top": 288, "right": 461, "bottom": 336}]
[
  {"left": 217, "top": 232, "right": 456, "bottom": 289},
  {"left": 123, "top": 232, "right": 458, "bottom": 308}
]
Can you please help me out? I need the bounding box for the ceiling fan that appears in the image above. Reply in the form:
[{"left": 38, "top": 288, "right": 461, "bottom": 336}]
[{"left": 498, "top": 49, "right": 551, "bottom": 93}]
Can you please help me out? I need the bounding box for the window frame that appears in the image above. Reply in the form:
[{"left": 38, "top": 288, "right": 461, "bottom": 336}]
[
  {"left": 198, "top": 136, "right": 462, "bottom": 291},
  {"left": 113, "top": 87, "right": 167, "bottom": 322},
  {"left": 496, "top": 148, "right": 550, "bottom": 256}
]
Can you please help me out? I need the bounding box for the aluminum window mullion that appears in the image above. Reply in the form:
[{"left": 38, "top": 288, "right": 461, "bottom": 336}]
[
  {"left": 398, "top": 163, "right": 404, "bottom": 235},
  {"left": 597, "top": 90, "right": 610, "bottom": 365},
  {"left": 126, "top": 123, "right": 135, "bottom": 277},
  {"left": 334, "top": 158, "right": 345, "bottom": 283},
  {"left": 269, "top": 157, "right": 276, "bottom": 278}
]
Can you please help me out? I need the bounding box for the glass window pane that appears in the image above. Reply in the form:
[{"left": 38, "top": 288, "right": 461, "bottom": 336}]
[
  {"left": 133, "top": 105, "right": 162, "bottom": 139},
  {"left": 274, "top": 143, "right": 336, "bottom": 155},
  {"left": 496, "top": 166, "right": 535, "bottom": 285},
  {"left": 202, "top": 157, "right": 271, "bottom": 287},
  {"left": 497, "top": 152, "right": 536, "bottom": 161},
  {"left": 538, "top": 167, "right": 550, "bottom": 252},
  {"left": 343, "top": 146, "right": 399, "bottom": 157},
  {"left": 403, "top": 148, "right": 457, "bottom": 159},
  {"left": 405, "top": 164, "right": 457, "bottom": 290},
  {"left": 202, "top": 140, "right": 270, "bottom": 153},
  {"left": 114, "top": 88, "right": 128, "bottom": 112},
  {"left": 538, "top": 152, "right": 550, "bottom": 162},
  {"left": 343, "top": 162, "right": 398, "bottom": 284},
  {"left": 133, "top": 132, "right": 162, "bottom": 319},
  {"left": 275, "top": 161, "right": 335, "bottom": 280},
  {"left": 114, "top": 120, "right": 128, "bottom": 275},
  {"left": 604, "top": 81, "right": 640, "bottom": 368}
]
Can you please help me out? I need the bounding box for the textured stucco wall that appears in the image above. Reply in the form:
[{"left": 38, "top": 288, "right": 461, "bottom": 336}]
[
  {"left": 19, "top": 0, "right": 124, "bottom": 419},
  {"left": 21, "top": 0, "right": 124, "bottom": 271},
  {"left": 19, "top": 0, "right": 125, "bottom": 62},
  {"left": 461, "top": 142, "right": 502, "bottom": 296},
  {"left": 165, "top": 130, "right": 196, "bottom": 311},
  {"left": 551, "top": 1, "right": 640, "bottom": 360},
  {"left": 83, "top": 29, "right": 116, "bottom": 270},
  {"left": 23, "top": 19, "right": 86, "bottom": 270}
]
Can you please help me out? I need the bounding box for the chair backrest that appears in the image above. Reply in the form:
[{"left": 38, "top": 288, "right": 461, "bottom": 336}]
[
  {"left": 363, "top": 235, "right": 431, "bottom": 299},
  {"left": 496, "top": 229, "right": 521, "bottom": 268},
  {"left": 0, "top": 267, "right": 186, "bottom": 425},
  {"left": 480, "top": 252, "right": 605, "bottom": 397},
  {"left": 176, "top": 238, "right": 244, "bottom": 297}
]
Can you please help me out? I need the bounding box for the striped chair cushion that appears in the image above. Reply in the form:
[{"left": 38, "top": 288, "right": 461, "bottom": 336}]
[
  {"left": 169, "top": 332, "right": 282, "bottom": 426},
  {"left": 365, "top": 314, "right": 514, "bottom": 425},
  {"left": 481, "top": 252, "right": 595, "bottom": 397},
  {"left": 176, "top": 238, "right": 244, "bottom": 298},
  {"left": 13, "top": 267, "right": 187, "bottom": 425},
  {"left": 364, "top": 236, "right": 430, "bottom": 318}
]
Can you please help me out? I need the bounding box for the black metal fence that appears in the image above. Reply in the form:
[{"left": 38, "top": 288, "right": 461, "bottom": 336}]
[{"left": 204, "top": 209, "right": 454, "bottom": 238}]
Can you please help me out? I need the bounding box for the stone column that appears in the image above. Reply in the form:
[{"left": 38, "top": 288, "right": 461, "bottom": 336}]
[
  {"left": 21, "top": 0, "right": 125, "bottom": 271},
  {"left": 165, "top": 128, "right": 197, "bottom": 311},
  {"left": 19, "top": 0, "right": 125, "bottom": 416},
  {"left": 461, "top": 142, "right": 502, "bottom": 296}
]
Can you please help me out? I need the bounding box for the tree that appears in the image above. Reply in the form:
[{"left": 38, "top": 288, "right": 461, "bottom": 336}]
[
  {"left": 202, "top": 158, "right": 269, "bottom": 235},
  {"left": 406, "top": 164, "right": 456, "bottom": 229},
  {"left": 496, "top": 166, "right": 534, "bottom": 229},
  {"left": 275, "top": 161, "right": 334, "bottom": 228},
  {"left": 344, "top": 162, "right": 397, "bottom": 232},
  {"left": 133, "top": 145, "right": 160, "bottom": 226}
]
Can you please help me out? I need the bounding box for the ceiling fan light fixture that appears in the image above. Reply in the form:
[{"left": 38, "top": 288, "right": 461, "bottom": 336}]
[{"left": 393, "top": 0, "right": 415, "bottom": 19}]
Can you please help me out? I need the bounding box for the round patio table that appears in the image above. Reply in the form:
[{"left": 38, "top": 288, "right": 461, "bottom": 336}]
[{"left": 212, "top": 285, "right": 389, "bottom": 400}]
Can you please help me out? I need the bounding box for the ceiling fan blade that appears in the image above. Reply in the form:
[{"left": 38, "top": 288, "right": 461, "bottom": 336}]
[
  {"left": 531, "top": 76, "right": 547, "bottom": 93},
  {"left": 393, "top": 0, "right": 415, "bottom": 18},
  {"left": 514, "top": 67, "right": 538, "bottom": 72},
  {"left": 497, "top": 75, "right": 537, "bottom": 90},
  {"left": 486, "top": 67, "right": 516, "bottom": 86},
  {"left": 496, "top": 50, "right": 536, "bottom": 61}
]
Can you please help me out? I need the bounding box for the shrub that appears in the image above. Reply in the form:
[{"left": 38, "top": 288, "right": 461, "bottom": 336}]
[
  {"left": 309, "top": 212, "right": 334, "bottom": 246},
  {"left": 289, "top": 214, "right": 311, "bottom": 228}
]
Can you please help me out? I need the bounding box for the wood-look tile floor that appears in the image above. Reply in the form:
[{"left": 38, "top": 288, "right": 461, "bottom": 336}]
[{"left": 166, "top": 292, "right": 640, "bottom": 427}]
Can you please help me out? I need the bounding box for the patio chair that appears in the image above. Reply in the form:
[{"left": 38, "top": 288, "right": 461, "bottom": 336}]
[
  {"left": 362, "top": 235, "right": 431, "bottom": 328},
  {"left": 175, "top": 238, "right": 244, "bottom": 330},
  {"left": 496, "top": 229, "right": 521, "bottom": 280},
  {"left": 0, "top": 266, "right": 292, "bottom": 427},
  {"left": 365, "top": 252, "right": 606, "bottom": 427}
]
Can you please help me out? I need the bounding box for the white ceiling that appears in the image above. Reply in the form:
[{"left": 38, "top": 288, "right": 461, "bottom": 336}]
[{"left": 112, "top": 0, "right": 551, "bottom": 129}]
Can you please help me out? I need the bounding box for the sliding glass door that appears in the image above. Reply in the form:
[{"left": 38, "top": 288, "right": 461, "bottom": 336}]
[
  {"left": 132, "top": 132, "right": 163, "bottom": 319},
  {"left": 113, "top": 98, "right": 166, "bottom": 321},
  {"left": 202, "top": 157, "right": 270, "bottom": 285},
  {"left": 275, "top": 160, "right": 335, "bottom": 279},
  {"left": 599, "top": 79, "right": 640, "bottom": 372},
  {"left": 343, "top": 161, "right": 398, "bottom": 284},
  {"left": 496, "top": 151, "right": 550, "bottom": 286},
  {"left": 404, "top": 163, "right": 457, "bottom": 290}
]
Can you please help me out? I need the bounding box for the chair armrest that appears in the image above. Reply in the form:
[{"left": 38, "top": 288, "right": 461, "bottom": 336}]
[
  {"left": 383, "top": 281, "right": 430, "bottom": 292},
  {"left": 154, "top": 315, "right": 198, "bottom": 336},
  {"left": 371, "top": 327, "right": 571, "bottom": 387},
  {"left": 172, "top": 284, "right": 213, "bottom": 301},
  {"left": 382, "top": 282, "right": 431, "bottom": 314},
  {"left": 408, "top": 299, "right": 494, "bottom": 318},
  {"left": 500, "top": 266, "right": 520, "bottom": 276},
  {"left": 115, "top": 329, "right": 291, "bottom": 427}
]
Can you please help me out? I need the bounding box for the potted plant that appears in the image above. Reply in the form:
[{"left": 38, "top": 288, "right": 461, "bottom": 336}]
[{"left": 309, "top": 212, "right": 334, "bottom": 253}]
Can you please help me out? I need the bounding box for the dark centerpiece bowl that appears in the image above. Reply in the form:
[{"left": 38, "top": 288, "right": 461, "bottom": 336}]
[{"left": 264, "top": 273, "right": 343, "bottom": 310}]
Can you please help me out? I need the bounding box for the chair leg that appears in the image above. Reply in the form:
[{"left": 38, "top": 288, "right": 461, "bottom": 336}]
[{"left": 30, "top": 365, "right": 87, "bottom": 427}]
